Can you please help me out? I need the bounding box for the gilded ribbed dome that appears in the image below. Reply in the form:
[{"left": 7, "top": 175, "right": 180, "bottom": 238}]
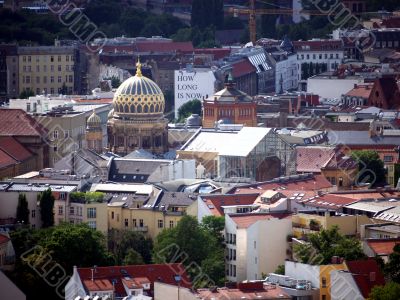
[
  {"left": 112, "top": 60, "right": 165, "bottom": 115},
  {"left": 87, "top": 110, "right": 101, "bottom": 127}
]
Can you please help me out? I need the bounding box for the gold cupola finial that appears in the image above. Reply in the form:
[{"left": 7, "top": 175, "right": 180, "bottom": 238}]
[{"left": 136, "top": 56, "right": 142, "bottom": 77}]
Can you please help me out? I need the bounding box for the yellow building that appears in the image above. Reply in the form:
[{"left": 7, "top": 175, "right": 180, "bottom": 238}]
[
  {"left": 86, "top": 110, "right": 103, "bottom": 153},
  {"left": 18, "top": 46, "right": 76, "bottom": 96},
  {"left": 292, "top": 212, "right": 373, "bottom": 238},
  {"left": 92, "top": 183, "right": 196, "bottom": 239}
]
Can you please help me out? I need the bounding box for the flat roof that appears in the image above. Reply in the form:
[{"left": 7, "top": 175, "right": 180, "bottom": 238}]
[
  {"left": 90, "top": 183, "right": 154, "bottom": 195},
  {"left": 180, "top": 127, "right": 272, "bottom": 157},
  {"left": 1, "top": 182, "right": 77, "bottom": 192}
]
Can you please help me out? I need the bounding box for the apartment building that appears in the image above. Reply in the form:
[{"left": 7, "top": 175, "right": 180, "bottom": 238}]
[
  {"left": 91, "top": 183, "right": 197, "bottom": 239},
  {"left": 17, "top": 46, "right": 77, "bottom": 96},
  {"left": 225, "top": 213, "right": 292, "bottom": 282}
]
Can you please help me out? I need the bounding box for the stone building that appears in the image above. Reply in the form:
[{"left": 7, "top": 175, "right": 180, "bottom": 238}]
[
  {"left": 85, "top": 110, "right": 103, "bottom": 154},
  {"left": 107, "top": 60, "right": 168, "bottom": 155},
  {"left": 202, "top": 75, "right": 257, "bottom": 128}
]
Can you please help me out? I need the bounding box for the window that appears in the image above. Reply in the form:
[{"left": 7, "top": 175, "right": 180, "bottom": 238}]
[
  {"left": 53, "top": 130, "right": 59, "bottom": 139},
  {"left": 43, "top": 65, "right": 47, "bottom": 72},
  {"left": 87, "top": 207, "right": 96, "bottom": 219},
  {"left": 158, "top": 219, "right": 163, "bottom": 228},
  {"left": 58, "top": 205, "right": 63, "bottom": 216},
  {"left": 70, "top": 206, "right": 75, "bottom": 215},
  {"left": 51, "top": 65, "right": 54, "bottom": 72},
  {"left": 233, "top": 265, "right": 236, "bottom": 277},
  {"left": 69, "top": 75, "right": 73, "bottom": 83},
  {"left": 125, "top": 218, "right": 128, "bottom": 227},
  {"left": 255, "top": 257, "right": 257, "bottom": 264},
  {"left": 60, "top": 192, "right": 66, "bottom": 200},
  {"left": 88, "top": 220, "right": 96, "bottom": 229},
  {"left": 36, "top": 65, "right": 40, "bottom": 72},
  {"left": 384, "top": 155, "right": 393, "bottom": 162},
  {"left": 26, "top": 76, "right": 31, "bottom": 83},
  {"left": 58, "top": 65, "right": 62, "bottom": 71},
  {"left": 50, "top": 76, "right": 54, "bottom": 83},
  {"left": 58, "top": 76, "right": 61, "bottom": 83},
  {"left": 28, "top": 56, "right": 31, "bottom": 62},
  {"left": 322, "top": 277, "right": 327, "bottom": 288},
  {"left": 111, "top": 211, "right": 114, "bottom": 219},
  {"left": 23, "top": 56, "right": 26, "bottom": 62},
  {"left": 169, "top": 220, "right": 174, "bottom": 228},
  {"left": 133, "top": 219, "right": 137, "bottom": 227},
  {"left": 322, "top": 295, "right": 326, "bottom": 300},
  {"left": 139, "top": 219, "right": 144, "bottom": 227},
  {"left": 36, "top": 76, "right": 40, "bottom": 84},
  {"left": 254, "top": 241, "right": 256, "bottom": 249},
  {"left": 43, "top": 76, "right": 47, "bottom": 84},
  {"left": 51, "top": 56, "right": 54, "bottom": 62},
  {"left": 58, "top": 55, "right": 61, "bottom": 62},
  {"left": 31, "top": 210, "right": 36, "bottom": 218}
]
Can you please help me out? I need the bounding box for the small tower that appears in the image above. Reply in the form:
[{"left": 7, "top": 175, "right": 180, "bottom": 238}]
[{"left": 86, "top": 110, "right": 103, "bottom": 154}]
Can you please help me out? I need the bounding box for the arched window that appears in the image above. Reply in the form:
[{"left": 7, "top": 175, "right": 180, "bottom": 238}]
[
  {"left": 137, "top": 105, "right": 142, "bottom": 113},
  {"left": 130, "top": 105, "right": 135, "bottom": 113},
  {"left": 150, "top": 104, "right": 154, "bottom": 112},
  {"left": 144, "top": 105, "right": 149, "bottom": 113}
]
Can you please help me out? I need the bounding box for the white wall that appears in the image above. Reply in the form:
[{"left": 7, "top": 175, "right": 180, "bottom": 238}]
[
  {"left": 285, "top": 261, "right": 320, "bottom": 288},
  {"left": 174, "top": 69, "right": 215, "bottom": 118},
  {"left": 276, "top": 55, "right": 298, "bottom": 93},
  {"left": 307, "top": 77, "right": 363, "bottom": 100}
]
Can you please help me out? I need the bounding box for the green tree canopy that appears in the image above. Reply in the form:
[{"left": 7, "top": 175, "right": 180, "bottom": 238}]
[
  {"left": 39, "top": 188, "right": 54, "bottom": 228},
  {"left": 191, "top": 0, "right": 224, "bottom": 30},
  {"left": 294, "top": 226, "right": 366, "bottom": 265},
  {"left": 70, "top": 191, "right": 105, "bottom": 203},
  {"left": 369, "top": 282, "right": 400, "bottom": 300},
  {"left": 108, "top": 229, "right": 153, "bottom": 264},
  {"left": 385, "top": 244, "right": 400, "bottom": 283},
  {"left": 123, "top": 249, "right": 144, "bottom": 265},
  {"left": 153, "top": 215, "right": 225, "bottom": 287},
  {"left": 16, "top": 193, "right": 29, "bottom": 225},
  {"left": 178, "top": 99, "right": 202, "bottom": 122},
  {"left": 351, "top": 150, "right": 386, "bottom": 187}
]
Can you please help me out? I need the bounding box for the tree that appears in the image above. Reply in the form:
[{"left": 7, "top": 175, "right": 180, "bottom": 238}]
[
  {"left": 123, "top": 249, "right": 144, "bottom": 265},
  {"left": 19, "top": 89, "right": 34, "bottom": 99},
  {"left": 104, "top": 76, "right": 121, "bottom": 89},
  {"left": 10, "top": 223, "right": 114, "bottom": 299},
  {"left": 274, "top": 264, "right": 285, "bottom": 275},
  {"left": 385, "top": 244, "right": 400, "bottom": 283},
  {"left": 294, "top": 226, "right": 366, "bottom": 265},
  {"left": 191, "top": 0, "right": 223, "bottom": 30},
  {"left": 351, "top": 150, "right": 386, "bottom": 187},
  {"left": 16, "top": 193, "right": 29, "bottom": 225},
  {"left": 177, "top": 99, "right": 202, "bottom": 122},
  {"left": 369, "top": 282, "right": 400, "bottom": 300},
  {"left": 38, "top": 188, "right": 55, "bottom": 228},
  {"left": 108, "top": 229, "right": 153, "bottom": 264},
  {"left": 201, "top": 216, "right": 225, "bottom": 244},
  {"left": 153, "top": 215, "right": 225, "bottom": 287}
]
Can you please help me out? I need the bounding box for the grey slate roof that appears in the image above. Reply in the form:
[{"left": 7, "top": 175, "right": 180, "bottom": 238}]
[{"left": 327, "top": 130, "right": 400, "bottom": 145}]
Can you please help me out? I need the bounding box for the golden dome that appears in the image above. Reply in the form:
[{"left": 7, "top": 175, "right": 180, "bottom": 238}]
[
  {"left": 87, "top": 110, "right": 101, "bottom": 127},
  {"left": 112, "top": 59, "right": 165, "bottom": 116},
  {"left": 107, "top": 108, "right": 114, "bottom": 119}
]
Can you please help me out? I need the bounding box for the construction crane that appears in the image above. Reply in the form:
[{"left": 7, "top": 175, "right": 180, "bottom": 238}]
[{"left": 229, "top": 0, "right": 331, "bottom": 44}]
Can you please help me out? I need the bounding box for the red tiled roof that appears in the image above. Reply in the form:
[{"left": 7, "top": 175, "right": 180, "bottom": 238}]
[
  {"left": 194, "top": 48, "right": 231, "bottom": 60},
  {"left": 135, "top": 41, "right": 194, "bottom": 53},
  {"left": 0, "top": 109, "right": 47, "bottom": 137},
  {"left": 0, "top": 234, "right": 10, "bottom": 245},
  {"left": 77, "top": 264, "right": 191, "bottom": 297},
  {"left": 331, "top": 190, "right": 400, "bottom": 200},
  {"left": 366, "top": 238, "right": 400, "bottom": 256},
  {"left": 296, "top": 146, "right": 336, "bottom": 173},
  {"left": 301, "top": 193, "right": 357, "bottom": 210},
  {"left": 381, "top": 17, "right": 400, "bottom": 28},
  {"left": 230, "top": 213, "right": 291, "bottom": 228},
  {"left": 345, "top": 84, "right": 374, "bottom": 99},
  {"left": 83, "top": 279, "right": 114, "bottom": 292},
  {"left": 231, "top": 59, "right": 257, "bottom": 78},
  {"left": 346, "top": 259, "right": 385, "bottom": 298},
  {"left": 201, "top": 193, "right": 260, "bottom": 216},
  {"left": 0, "top": 136, "right": 33, "bottom": 162},
  {"left": 101, "top": 45, "right": 135, "bottom": 53},
  {"left": 293, "top": 40, "right": 343, "bottom": 51},
  {"left": 230, "top": 174, "right": 333, "bottom": 195},
  {"left": 0, "top": 149, "right": 18, "bottom": 170}
]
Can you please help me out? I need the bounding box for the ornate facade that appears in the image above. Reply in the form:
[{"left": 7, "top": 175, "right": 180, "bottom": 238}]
[
  {"left": 202, "top": 76, "right": 258, "bottom": 128},
  {"left": 107, "top": 61, "right": 168, "bottom": 155},
  {"left": 86, "top": 110, "right": 103, "bottom": 154}
]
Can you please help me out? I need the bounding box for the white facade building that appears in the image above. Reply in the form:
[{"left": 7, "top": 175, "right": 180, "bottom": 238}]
[
  {"left": 225, "top": 213, "right": 292, "bottom": 282},
  {"left": 274, "top": 54, "right": 298, "bottom": 93},
  {"left": 174, "top": 67, "right": 215, "bottom": 118},
  {"left": 307, "top": 74, "right": 364, "bottom": 100}
]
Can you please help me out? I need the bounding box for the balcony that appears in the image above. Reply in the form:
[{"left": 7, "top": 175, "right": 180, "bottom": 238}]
[{"left": 133, "top": 226, "right": 148, "bottom": 232}]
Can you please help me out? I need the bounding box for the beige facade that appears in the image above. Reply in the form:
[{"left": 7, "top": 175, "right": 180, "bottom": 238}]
[
  {"left": 18, "top": 46, "right": 75, "bottom": 95},
  {"left": 292, "top": 213, "right": 373, "bottom": 238},
  {"left": 107, "top": 205, "right": 185, "bottom": 240}
]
